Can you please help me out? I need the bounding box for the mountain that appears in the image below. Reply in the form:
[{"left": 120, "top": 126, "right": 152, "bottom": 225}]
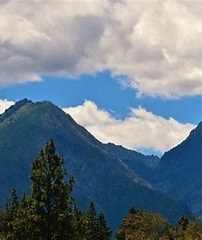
[
  {"left": 105, "top": 143, "right": 160, "bottom": 182},
  {"left": 0, "top": 99, "right": 191, "bottom": 230},
  {"left": 154, "top": 123, "right": 202, "bottom": 217}
]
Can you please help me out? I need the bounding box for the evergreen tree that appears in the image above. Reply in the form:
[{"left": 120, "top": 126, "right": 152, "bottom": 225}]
[
  {"left": 85, "top": 202, "right": 111, "bottom": 240},
  {"left": 71, "top": 207, "right": 87, "bottom": 240},
  {"left": 29, "top": 139, "right": 75, "bottom": 239},
  {"left": 178, "top": 215, "right": 189, "bottom": 230},
  {"left": 0, "top": 140, "right": 112, "bottom": 240},
  {"left": 86, "top": 202, "right": 97, "bottom": 239},
  {"left": 96, "top": 213, "right": 112, "bottom": 240},
  {"left": 11, "top": 140, "right": 75, "bottom": 240},
  {"left": 0, "top": 189, "right": 19, "bottom": 239}
]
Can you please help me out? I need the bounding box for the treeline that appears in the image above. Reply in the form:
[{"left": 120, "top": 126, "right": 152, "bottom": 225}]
[
  {"left": 0, "top": 140, "right": 201, "bottom": 240},
  {"left": 0, "top": 140, "right": 111, "bottom": 240},
  {"left": 116, "top": 208, "right": 202, "bottom": 239}
]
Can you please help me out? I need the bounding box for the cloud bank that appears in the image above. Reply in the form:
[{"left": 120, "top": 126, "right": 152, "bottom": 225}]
[
  {"left": 63, "top": 101, "right": 195, "bottom": 153},
  {"left": 0, "top": 98, "right": 195, "bottom": 153},
  {"left": 0, "top": 99, "right": 14, "bottom": 114},
  {"left": 0, "top": 0, "right": 202, "bottom": 97}
]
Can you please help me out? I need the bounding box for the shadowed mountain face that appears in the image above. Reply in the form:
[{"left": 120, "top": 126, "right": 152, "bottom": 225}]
[
  {"left": 105, "top": 143, "right": 160, "bottom": 183},
  {"left": 154, "top": 123, "right": 202, "bottom": 217},
  {"left": 0, "top": 99, "right": 191, "bottom": 230}
]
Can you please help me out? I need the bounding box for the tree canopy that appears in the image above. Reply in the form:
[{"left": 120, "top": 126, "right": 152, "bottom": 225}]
[
  {"left": 0, "top": 140, "right": 111, "bottom": 240},
  {"left": 116, "top": 209, "right": 202, "bottom": 240},
  {"left": 0, "top": 140, "right": 201, "bottom": 239}
]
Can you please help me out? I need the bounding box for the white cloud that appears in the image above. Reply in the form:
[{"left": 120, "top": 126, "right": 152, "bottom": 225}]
[
  {"left": 0, "top": 0, "right": 202, "bottom": 97},
  {"left": 0, "top": 99, "right": 14, "bottom": 114},
  {"left": 63, "top": 100, "right": 195, "bottom": 153},
  {"left": 0, "top": 97, "right": 195, "bottom": 153}
]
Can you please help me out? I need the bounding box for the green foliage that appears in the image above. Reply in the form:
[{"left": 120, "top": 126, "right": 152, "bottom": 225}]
[
  {"left": 178, "top": 216, "right": 189, "bottom": 230},
  {"left": 0, "top": 189, "right": 19, "bottom": 239},
  {"left": 116, "top": 209, "right": 202, "bottom": 240},
  {"left": 116, "top": 209, "right": 170, "bottom": 240},
  {"left": 84, "top": 202, "right": 112, "bottom": 240},
  {"left": 29, "top": 139, "right": 75, "bottom": 239},
  {"left": 0, "top": 140, "right": 111, "bottom": 240},
  {"left": 2, "top": 139, "right": 201, "bottom": 240},
  {"left": 0, "top": 99, "right": 193, "bottom": 231},
  {"left": 175, "top": 216, "right": 202, "bottom": 239}
]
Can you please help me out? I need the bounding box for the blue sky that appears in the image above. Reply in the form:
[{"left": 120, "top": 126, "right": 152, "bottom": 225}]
[
  {"left": 1, "top": 72, "right": 202, "bottom": 125},
  {"left": 0, "top": 0, "right": 201, "bottom": 154},
  {"left": 0, "top": 71, "right": 197, "bottom": 155}
]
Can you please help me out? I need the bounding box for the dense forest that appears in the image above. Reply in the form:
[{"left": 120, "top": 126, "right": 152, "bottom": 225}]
[{"left": 0, "top": 140, "right": 201, "bottom": 240}]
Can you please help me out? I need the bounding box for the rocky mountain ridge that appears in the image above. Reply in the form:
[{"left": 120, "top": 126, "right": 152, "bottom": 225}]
[{"left": 0, "top": 99, "right": 192, "bottom": 230}]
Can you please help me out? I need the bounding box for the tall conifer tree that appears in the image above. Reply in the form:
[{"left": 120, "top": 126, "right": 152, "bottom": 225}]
[
  {"left": 0, "top": 140, "right": 112, "bottom": 240},
  {"left": 29, "top": 139, "right": 75, "bottom": 240}
]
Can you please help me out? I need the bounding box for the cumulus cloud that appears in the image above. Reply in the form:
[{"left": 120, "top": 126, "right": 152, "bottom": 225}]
[
  {"left": 0, "top": 97, "right": 195, "bottom": 152},
  {"left": 0, "top": 99, "right": 14, "bottom": 114},
  {"left": 0, "top": 0, "right": 202, "bottom": 97},
  {"left": 63, "top": 101, "right": 195, "bottom": 153}
]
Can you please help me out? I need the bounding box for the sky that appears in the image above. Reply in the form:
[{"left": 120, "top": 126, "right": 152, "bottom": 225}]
[{"left": 0, "top": 0, "right": 202, "bottom": 155}]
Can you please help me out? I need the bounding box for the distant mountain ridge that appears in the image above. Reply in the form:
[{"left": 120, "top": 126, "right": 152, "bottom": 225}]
[
  {"left": 153, "top": 123, "right": 202, "bottom": 217},
  {"left": 105, "top": 143, "right": 160, "bottom": 183},
  {"left": 0, "top": 99, "right": 191, "bottom": 230},
  {"left": 105, "top": 143, "right": 160, "bottom": 168},
  {"left": 106, "top": 127, "right": 202, "bottom": 220}
]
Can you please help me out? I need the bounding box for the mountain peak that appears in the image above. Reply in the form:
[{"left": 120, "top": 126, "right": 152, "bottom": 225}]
[
  {"left": 155, "top": 120, "right": 202, "bottom": 217},
  {"left": 17, "top": 98, "right": 32, "bottom": 105},
  {"left": 0, "top": 99, "right": 192, "bottom": 229},
  {"left": 7, "top": 98, "right": 32, "bottom": 111},
  {"left": 0, "top": 98, "right": 33, "bottom": 122}
]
